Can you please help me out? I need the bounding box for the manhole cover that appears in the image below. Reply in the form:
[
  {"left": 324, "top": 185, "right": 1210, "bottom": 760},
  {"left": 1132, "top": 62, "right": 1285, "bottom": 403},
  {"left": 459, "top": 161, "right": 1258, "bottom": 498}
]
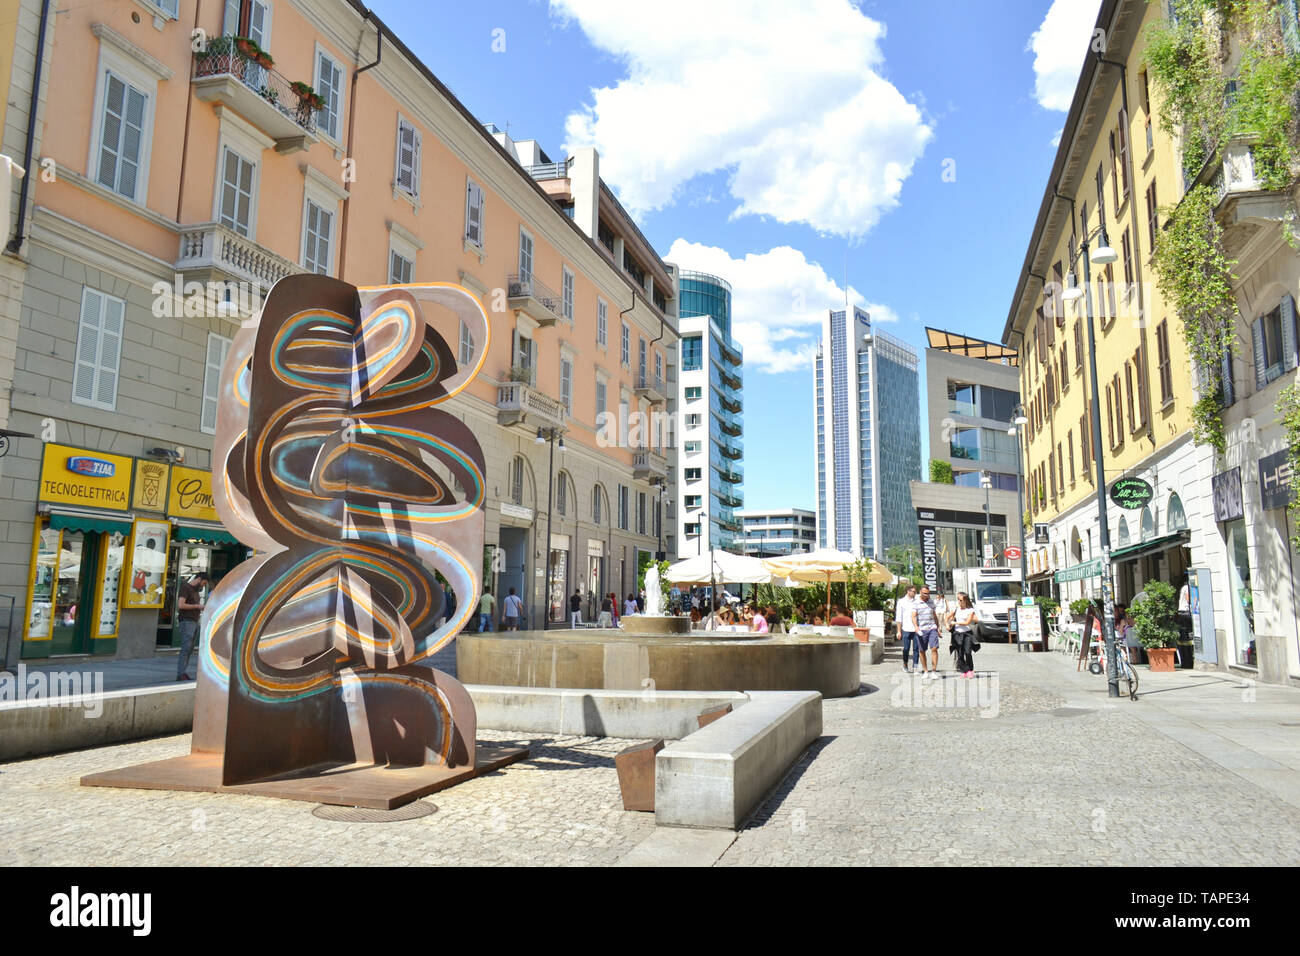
[
  {"left": 1050, "top": 707, "right": 1094, "bottom": 718},
  {"left": 312, "top": 802, "right": 437, "bottom": 822}
]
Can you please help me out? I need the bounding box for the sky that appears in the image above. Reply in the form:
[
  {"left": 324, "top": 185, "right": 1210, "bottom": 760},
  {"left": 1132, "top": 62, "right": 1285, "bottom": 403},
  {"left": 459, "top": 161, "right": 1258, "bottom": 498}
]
[{"left": 367, "top": 0, "right": 1102, "bottom": 511}]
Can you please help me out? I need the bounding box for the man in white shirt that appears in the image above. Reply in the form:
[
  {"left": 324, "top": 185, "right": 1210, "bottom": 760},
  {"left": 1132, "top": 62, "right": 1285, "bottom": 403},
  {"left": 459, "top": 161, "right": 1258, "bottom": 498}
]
[{"left": 896, "top": 586, "right": 918, "bottom": 674}]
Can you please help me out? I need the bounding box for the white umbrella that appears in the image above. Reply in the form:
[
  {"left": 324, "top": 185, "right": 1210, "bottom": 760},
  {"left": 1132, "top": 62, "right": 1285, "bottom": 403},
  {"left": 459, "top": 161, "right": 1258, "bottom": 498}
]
[
  {"left": 666, "top": 551, "right": 773, "bottom": 585},
  {"left": 762, "top": 548, "right": 890, "bottom": 619}
]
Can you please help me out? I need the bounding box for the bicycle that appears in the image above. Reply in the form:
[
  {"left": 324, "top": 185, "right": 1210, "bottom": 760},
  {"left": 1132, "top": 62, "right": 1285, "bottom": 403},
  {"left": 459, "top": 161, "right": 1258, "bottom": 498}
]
[{"left": 1086, "top": 638, "right": 1139, "bottom": 700}]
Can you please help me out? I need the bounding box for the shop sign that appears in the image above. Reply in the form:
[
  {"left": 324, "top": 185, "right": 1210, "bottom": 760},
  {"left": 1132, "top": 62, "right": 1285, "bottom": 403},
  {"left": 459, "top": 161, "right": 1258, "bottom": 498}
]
[
  {"left": 1109, "top": 476, "right": 1154, "bottom": 510},
  {"left": 918, "top": 524, "right": 939, "bottom": 590},
  {"left": 1258, "top": 449, "right": 1294, "bottom": 512},
  {"left": 1034, "top": 523, "right": 1050, "bottom": 544},
  {"left": 1004, "top": 546, "right": 1022, "bottom": 560},
  {"left": 167, "top": 466, "right": 218, "bottom": 522},
  {"left": 124, "top": 517, "right": 171, "bottom": 609},
  {"left": 132, "top": 460, "right": 170, "bottom": 512},
  {"left": 1054, "top": 556, "right": 1103, "bottom": 584},
  {"left": 1211, "top": 467, "right": 1244, "bottom": 523},
  {"left": 38, "top": 443, "right": 133, "bottom": 511}
]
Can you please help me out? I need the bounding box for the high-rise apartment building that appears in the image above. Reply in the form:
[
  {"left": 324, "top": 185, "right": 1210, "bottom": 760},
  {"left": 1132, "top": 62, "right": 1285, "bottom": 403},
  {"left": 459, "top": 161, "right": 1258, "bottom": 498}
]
[
  {"left": 814, "top": 306, "right": 920, "bottom": 558},
  {"left": 675, "top": 271, "right": 743, "bottom": 554},
  {"left": 737, "top": 508, "right": 816, "bottom": 557}
]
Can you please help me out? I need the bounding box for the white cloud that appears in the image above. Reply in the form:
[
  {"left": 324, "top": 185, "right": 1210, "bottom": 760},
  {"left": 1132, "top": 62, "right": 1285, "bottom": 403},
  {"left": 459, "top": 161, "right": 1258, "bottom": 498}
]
[
  {"left": 666, "top": 239, "right": 899, "bottom": 375},
  {"left": 1027, "top": 0, "right": 1102, "bottom": 112},
  {"left": 552, "top": 0, "right": 933, "bottom": 238},
  {"left": 1050, "top": 128, "right": 1063, "bottom": 147}
]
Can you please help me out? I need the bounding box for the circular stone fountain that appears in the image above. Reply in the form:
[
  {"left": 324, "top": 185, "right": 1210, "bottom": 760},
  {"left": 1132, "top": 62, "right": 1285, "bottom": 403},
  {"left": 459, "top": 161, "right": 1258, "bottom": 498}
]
[{"left": 456, "top": 627, "right": 861, "bottom": 698}]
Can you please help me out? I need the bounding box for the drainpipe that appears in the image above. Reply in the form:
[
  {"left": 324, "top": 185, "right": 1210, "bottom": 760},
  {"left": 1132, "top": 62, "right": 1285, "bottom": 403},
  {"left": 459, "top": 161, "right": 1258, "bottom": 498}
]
[
  {"left": 5, "top": 0, "right": 52, "bottom": 255},
  {"left": 337, "top": 8, "right": 382, "bottom": 278}
]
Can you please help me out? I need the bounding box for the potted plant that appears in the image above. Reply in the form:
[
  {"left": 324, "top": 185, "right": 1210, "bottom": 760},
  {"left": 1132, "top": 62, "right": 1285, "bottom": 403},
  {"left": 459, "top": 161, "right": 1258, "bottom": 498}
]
[
  {"left": 290, "top": 81, "right": 324, "bottom": 110},
  {"left": 1068, "top": 597, "right": 1092, "bottom": 623},
  {"left": 1132, "top": 581, "right": 1179, "bottom": 672}
]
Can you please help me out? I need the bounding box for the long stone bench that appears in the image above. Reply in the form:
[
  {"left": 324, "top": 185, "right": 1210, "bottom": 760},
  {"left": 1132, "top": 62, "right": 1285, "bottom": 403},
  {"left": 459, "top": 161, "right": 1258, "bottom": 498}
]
[
  {"left": 0, "top": 685, "right": 196, "bottom": 761},
  {"left": 655, "top": 690, "right": 823, "bottom": 830},
  {"left": 467, "top": 686, "right": 750, "bottom": 740}
]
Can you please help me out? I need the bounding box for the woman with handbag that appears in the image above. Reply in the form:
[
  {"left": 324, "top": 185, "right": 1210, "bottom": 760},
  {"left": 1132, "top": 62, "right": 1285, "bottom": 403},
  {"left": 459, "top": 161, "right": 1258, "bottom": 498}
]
[{"left": 948, "top": 592, "right": 980, "bottom": 678}]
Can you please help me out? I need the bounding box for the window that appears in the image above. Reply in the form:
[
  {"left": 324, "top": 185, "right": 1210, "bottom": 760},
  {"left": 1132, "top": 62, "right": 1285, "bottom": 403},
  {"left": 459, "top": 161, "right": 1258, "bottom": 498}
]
[
  {"left": 1121, "top": 228, "right": 1133, "bottom": 290},
  {"left": 72, "top": 288, "right": 124, "bottom": 410},
  {"left": 686, "top": 495, "right": 702, "bottom": 509},
  {"left": 1059, "top": 345, "right": 1069, "bottom": 393},
  {"left": 1146, "top": 182, "right": 1159, "bottom": 251},
  {"left": 1110, "top": 132, "right": 1120, "bottom": 207},
  {"left": 218, "top": 147, "right": 256, "bottom": 237},
  {"left": 201, "top": 332, "right": 232, "bottom": 433},
  {"left": 684, "top": 413, "right": 702, "bottom": 428},
  {"left": 637, "top": 492, "right": 646, "bottom": 535},
  {"left": 1051, "top": 261, "right": 1064, "bottom": 328},
  {"left": 685, "top": 386, "right": 702, "bottom": 401},
  {"left": 638, "top": 338, "right": 647, "bottom": 382},
  {"left": 459, "top": 321, "right": 474, "bottom": 368},
  {"left": 557, "top": 473, "right": 567, "bottom": 516},
  {"left": 1115, "top": 116, "right": 1130, "bottom": 201},
  {"left": 1156, "top": 320, "right": 1173, "bottom": 404},
  {"left": 654, "top": 352, "right": 662, "bottom": 386},
  {"left": 682, "top": 335, "right": 703, "bottom": 371},
  {"left": 684, "top": 441, "right": 701, "bottom": 453},
  {"left": 1095, "top": 163, "right": 1106, "bottom": 226},
  {"left": 685, "top": 523, "right": 701, "bottom": 537},
  {"left": 302, "top": 199, "right": 334, "bottom": 274},
  {"left": 1074, "top": 318, "right": 1084, "bottom": 370},
  {"left": 1068, "top": 431, "right": 1075, "bottom": 484},
  {"left": 617, "top": 485, "right": 629, "bottom": 530},
  {"left": 95, "top": 71, "right": 148, "bottom": 201},
  {"left": 389, "top": 249, "right": 413, "bottom": 285},
  {"left": 395, "top": 118, "right": 420, "bottom": 197},
  {"left": 597, "top": 298, "right": 607, "bottom": 347},
  {"left": 1105, "top": 382, "right": 1115, "bottom": 449},
  {"left": 510, "top": 456, "right": 524, "bottom": 505},
  {"left": 1133, "top": 347, "right": 1148, "bottom": 428},
  {"left": 685, "top": 468, "right": 702, "bottom": 481},
  {"left": 593, "top": 487, "right": 603, "bottom": 524},
  {"left": 518, "top": 229, "right": 534, "bottom": 282},
  {"left": 464, "top": 178, "right": 485, "bottom": 249},
  {"left": 1080, "top": 412, "right": 1092, "bottom": 472},
  {"left": 315, "top": 49, "right": 344, "bottom": 140},
  {"left": 620, "top": 322, "right": 630, "bottom": 366},
  {"left": 1113, "top": 372, "right": 1124, "bottom": 446},
  {"left": 152, "top": 0, "right": 178, "bottom": 14},
  {"left": 560, "top": 357, "right": 572, "bottom": 415},
  {"left": 1252, "top": 296, "right": 1298, "bottom": 388},
  {"left": 562, "top": 267, "right": 574, "bottom": 322}
]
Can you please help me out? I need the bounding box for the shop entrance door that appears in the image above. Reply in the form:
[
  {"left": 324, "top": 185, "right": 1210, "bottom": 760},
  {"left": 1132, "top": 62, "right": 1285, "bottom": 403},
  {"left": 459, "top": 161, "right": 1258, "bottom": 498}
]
[{"left": 48, "top": 530, "right": 91, "bottom": 656}]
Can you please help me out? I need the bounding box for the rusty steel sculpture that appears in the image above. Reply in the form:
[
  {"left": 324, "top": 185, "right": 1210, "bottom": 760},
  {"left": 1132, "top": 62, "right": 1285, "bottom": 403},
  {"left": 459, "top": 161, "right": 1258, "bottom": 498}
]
[{"left": 84, "top": 275, "right": 526, "bottom": 808}]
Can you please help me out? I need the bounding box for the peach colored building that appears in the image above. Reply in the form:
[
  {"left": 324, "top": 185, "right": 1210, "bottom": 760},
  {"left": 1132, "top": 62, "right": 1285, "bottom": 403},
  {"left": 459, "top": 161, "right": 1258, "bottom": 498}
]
[{"left": 0, "top": 0, "right": 678, "bottom": 665}]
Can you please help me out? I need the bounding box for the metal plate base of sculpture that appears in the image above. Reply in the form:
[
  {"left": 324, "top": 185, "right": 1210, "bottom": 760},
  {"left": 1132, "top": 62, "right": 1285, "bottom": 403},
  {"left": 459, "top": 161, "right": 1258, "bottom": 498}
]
[{"left": 82, "top": 276, "right": 526, "bottom": 809}]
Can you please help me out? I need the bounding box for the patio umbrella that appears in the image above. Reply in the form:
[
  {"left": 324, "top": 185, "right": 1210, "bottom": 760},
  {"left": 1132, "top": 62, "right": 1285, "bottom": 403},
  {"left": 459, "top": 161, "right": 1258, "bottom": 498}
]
[
  {"left": 762, "top": 549, "right": 890, "bottom": 620},
  {"left": 665, "top": 551, "right": 772, "bottom": 586}
]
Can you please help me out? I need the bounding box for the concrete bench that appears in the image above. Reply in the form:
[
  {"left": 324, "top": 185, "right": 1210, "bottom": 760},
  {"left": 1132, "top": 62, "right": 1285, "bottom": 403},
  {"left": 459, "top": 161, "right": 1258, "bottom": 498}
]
[{"left": 655, "top": 690, "right": 822, "bottom": 830}]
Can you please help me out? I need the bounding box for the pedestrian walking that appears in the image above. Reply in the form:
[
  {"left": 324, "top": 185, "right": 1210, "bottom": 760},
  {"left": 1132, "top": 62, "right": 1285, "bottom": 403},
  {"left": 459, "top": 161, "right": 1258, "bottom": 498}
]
[
  {"left": 932, "top": 588, "right": 951, "bottom": 639},
  {"left": 896, "top": 585, "right": 919, "bottom": 673},
  {"left": 948, "top": 591, "right": 979, "bottom": 677},
  {"left": 478, "top": 587, "right": 496, "bottom": 632},
  {"left": 598, "top": 592, "right": 614, "bottom": 628},
  {"left": 501, "top": 587, "right": 523, "bottom": 631},
  {"left": 911, "top": 586, "right": 941, "bottom": 679},
  {"left": 175, "top": 572, "right": 208, "bottom": 681},
  {"left": 625, "top": 593, "right": 638, "bottom": 617},
  {"left": 570, "top": 588, "right": 583, "bottom": 627}
]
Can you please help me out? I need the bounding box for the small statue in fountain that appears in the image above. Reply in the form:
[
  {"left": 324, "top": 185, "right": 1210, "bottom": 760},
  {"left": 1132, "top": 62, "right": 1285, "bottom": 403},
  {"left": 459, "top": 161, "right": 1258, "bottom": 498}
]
[{"left": 645, "top": 565, "right": 663, "bottom": 616}]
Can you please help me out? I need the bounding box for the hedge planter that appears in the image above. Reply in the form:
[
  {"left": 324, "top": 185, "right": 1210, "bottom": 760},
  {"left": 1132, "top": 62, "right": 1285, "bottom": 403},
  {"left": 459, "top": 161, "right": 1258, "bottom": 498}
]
[{"left": 1147, "top": 647, "right": 1177, "bottom": 672}]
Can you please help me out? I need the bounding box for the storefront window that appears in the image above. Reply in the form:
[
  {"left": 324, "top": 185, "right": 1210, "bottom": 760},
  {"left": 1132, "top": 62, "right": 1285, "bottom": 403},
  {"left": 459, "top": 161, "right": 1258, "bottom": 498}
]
[
  {"left": 52, "top": 531, "right": 85, "bottom": 655},
  {"left": 96, "top": 532, "right": 125, "bottom": 638},
  {"left": 1227, "top": 519, "right": 1255, "bottom": 666},
  {"left": 28, "top": 526, "right": 60, "bottom": 639},
  {"left": 548, "top": 549, "right": 567, "bottom": 623}
]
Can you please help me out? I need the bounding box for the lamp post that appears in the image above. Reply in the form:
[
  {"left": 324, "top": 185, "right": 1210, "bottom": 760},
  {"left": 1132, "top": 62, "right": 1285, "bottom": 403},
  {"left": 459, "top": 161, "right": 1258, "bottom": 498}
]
[
  {"left": 1009, "top": 406, "right": 1029, "bottom": 582},
  {"left": 650, "top": 476, "right": 668, "bottom": 561},
  {"left": 535, "top": 426, "right": 565, "bottom": 631},
  {"left": 979, "top": 470, "right": 993, "bottom": 568},
  {"left": 1061, "top": 216, "right": 1122, "bottom": 698}
]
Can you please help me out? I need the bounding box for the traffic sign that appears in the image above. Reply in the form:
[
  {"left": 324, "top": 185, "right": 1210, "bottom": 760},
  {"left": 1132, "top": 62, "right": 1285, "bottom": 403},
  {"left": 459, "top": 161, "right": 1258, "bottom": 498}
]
[{"left": 1004, "top": 546, "right": 1023, "bottom": 560}]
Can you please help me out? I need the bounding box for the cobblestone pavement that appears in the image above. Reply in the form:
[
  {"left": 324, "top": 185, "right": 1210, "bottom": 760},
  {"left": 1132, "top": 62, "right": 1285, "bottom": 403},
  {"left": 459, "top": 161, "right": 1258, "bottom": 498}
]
[
  {"left": 718, "top": 645, "right": 1300, "bottom": 866},
  {"left": 2, "top": 643, "right": 1298, "bottom": 865}
]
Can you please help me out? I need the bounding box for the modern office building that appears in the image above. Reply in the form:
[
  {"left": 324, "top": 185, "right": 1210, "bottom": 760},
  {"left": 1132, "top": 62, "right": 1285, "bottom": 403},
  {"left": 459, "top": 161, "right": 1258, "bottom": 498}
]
[
  {"left": 675, "top": 270, "right": 743, "bottom": 555},
  {"left": 737, "top": 508, "right": 816, "bottom": 557},
  {"left": 924, "top": 328, "right": 1022, "bottom": 492},
  {"left": 814, "top": 306, "right": 920, "bottom": 559},
  {"left": 0, "top": 0, "right": 676, "bottom": 666}
]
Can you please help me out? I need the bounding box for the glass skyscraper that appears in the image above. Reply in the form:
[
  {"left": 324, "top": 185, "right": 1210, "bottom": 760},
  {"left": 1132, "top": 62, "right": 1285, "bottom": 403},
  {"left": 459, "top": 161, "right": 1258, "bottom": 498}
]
[
  {"left": 676, "top": 271, "right": 743, "bottom": 552},
  {"left": 813, "top": 307, "right": 920, "bottom": 558}
]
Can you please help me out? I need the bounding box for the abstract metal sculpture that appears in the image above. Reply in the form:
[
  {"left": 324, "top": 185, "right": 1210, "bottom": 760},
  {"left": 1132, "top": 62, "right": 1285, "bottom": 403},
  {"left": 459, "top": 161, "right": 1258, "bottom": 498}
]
[{"left": 84, "top": 276, "right": 525, "bottom": 807}]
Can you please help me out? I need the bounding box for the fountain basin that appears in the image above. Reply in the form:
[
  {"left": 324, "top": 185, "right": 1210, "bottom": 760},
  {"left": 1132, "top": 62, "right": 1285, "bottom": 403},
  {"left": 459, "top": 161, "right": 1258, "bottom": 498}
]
[
  {"left": 617, "top": 614, "right": 692, "bottom": 635},
  {"left": 456, "top": 628, "right": 861, "bottom": 698}
]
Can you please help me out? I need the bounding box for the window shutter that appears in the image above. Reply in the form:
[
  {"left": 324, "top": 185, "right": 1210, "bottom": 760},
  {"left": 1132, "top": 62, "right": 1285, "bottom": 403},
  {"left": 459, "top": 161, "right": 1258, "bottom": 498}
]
[
  {"left": 74, "top": 290, "right": 103, "bottom": 404},
  {"left": 222, "top": 0, "right": 240, "bottom": 33},
  {"left": 1282, "top": 295, "right": 1298, "bottom": 372},
  {"left": 118, "top": 86, "right": 146, "bottom": 200},
  {"left": 97, "top": 295, "right": 123, "bottom": 407},
  {"left": 1252, "top": 317, "right": 1267, "bottom": 388},
  {"left": 465, "top": 180, "right": 483, "bottom": 245},
  {"left": 410, "top": 127, "right": 421, "bottom": 197},
  {"left": 1221, "top": 346, "right": 1235, "bottom": 407},
  {"left": 202, "top": 334, "right": 231, "bottom": 432}
]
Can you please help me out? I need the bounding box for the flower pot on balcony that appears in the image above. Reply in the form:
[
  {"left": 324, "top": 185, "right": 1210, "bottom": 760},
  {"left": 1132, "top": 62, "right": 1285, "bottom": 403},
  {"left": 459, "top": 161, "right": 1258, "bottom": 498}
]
[
  {"left": 1146, "top": 647, "right": 1176, "bottom": 672},
  {"left": 853, "top": 626, "right": 872, "bottom": 644}
]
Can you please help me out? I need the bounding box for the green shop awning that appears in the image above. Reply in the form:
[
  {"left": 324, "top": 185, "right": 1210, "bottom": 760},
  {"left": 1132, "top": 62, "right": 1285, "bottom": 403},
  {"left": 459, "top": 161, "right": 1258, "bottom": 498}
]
[
  {"left": 1109, "top": 532, "right": 1189, "bottom": 563},
  {"left": 1055, "top": 556, "right": 1104, "bottom": 584},
  {"left": 48, "top": 511, "right": 133, "bottom": 535},
  {"left": 174, "top": 524, "right": 239, "bottom": 545}
]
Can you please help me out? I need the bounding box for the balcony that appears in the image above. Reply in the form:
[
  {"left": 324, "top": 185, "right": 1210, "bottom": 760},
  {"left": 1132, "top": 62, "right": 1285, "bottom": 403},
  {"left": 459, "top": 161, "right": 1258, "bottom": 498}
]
[
  {"left": 719, "top": 336, "right": 743, "bottom": 366},
  {"left": 191, "top": 41, "right": 318, "bottom": 154},
  {"left": 506, "top": 273, "right": 562, "bottom": 327},
  {"left": 720, "top": 441, "right": 743, "bottom": 460},
  {"left": 720, "top": 416, "right": 742, "bottom": 437},
  {"left": 1195, "top": 135, "right": 1292, "bottom": 257},
  {"left": 719, "top": 490, "right": 743, "bottom": 508},
  {"left": 176, "top": 222, "right": 302, "bottom": 293},
  {"left": 635, "top": 372, "right": 667, "bottom": 403},
  {"left": 721, "top": 392, "right": 742, "bottom": 414},
  {"left": 718, "top": 363, "right": 741, "bottom": 390},
  {"left": 496, "top": 381, "right": 566, "bottom": 431},
  {"left": 525, "top": 159, "right": 572, "bottom": 182},
  {"left": 632, "top": 449, "right": 668, "bottom": 481},
  {"left": 718, "top": 462, "right": 743, "bottom": 484}
]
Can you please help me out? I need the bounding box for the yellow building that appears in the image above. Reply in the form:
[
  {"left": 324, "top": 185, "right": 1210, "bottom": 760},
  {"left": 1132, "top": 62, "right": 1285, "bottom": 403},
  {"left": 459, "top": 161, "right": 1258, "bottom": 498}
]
[{"left": 1002, "top": 0, "right": 1204, "bottom": 615}]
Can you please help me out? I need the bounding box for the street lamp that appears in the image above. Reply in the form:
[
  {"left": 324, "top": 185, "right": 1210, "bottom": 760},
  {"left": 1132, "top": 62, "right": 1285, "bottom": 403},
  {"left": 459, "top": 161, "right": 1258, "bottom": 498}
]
[
  {"left": 1058, "top": 214, "right": 1122, "bottom": 697},
  {"left": 979, "top": 470, "right": 993, "bottom": 566},
  {"left": 650, "top": 476, "right": 668, "bottom": 561},
  {"left": 535, "top": 426, "right": 565, "bottom": 630},
  {"left": 1008, "top": 406, "right": 1029, "bottom": 586}
]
